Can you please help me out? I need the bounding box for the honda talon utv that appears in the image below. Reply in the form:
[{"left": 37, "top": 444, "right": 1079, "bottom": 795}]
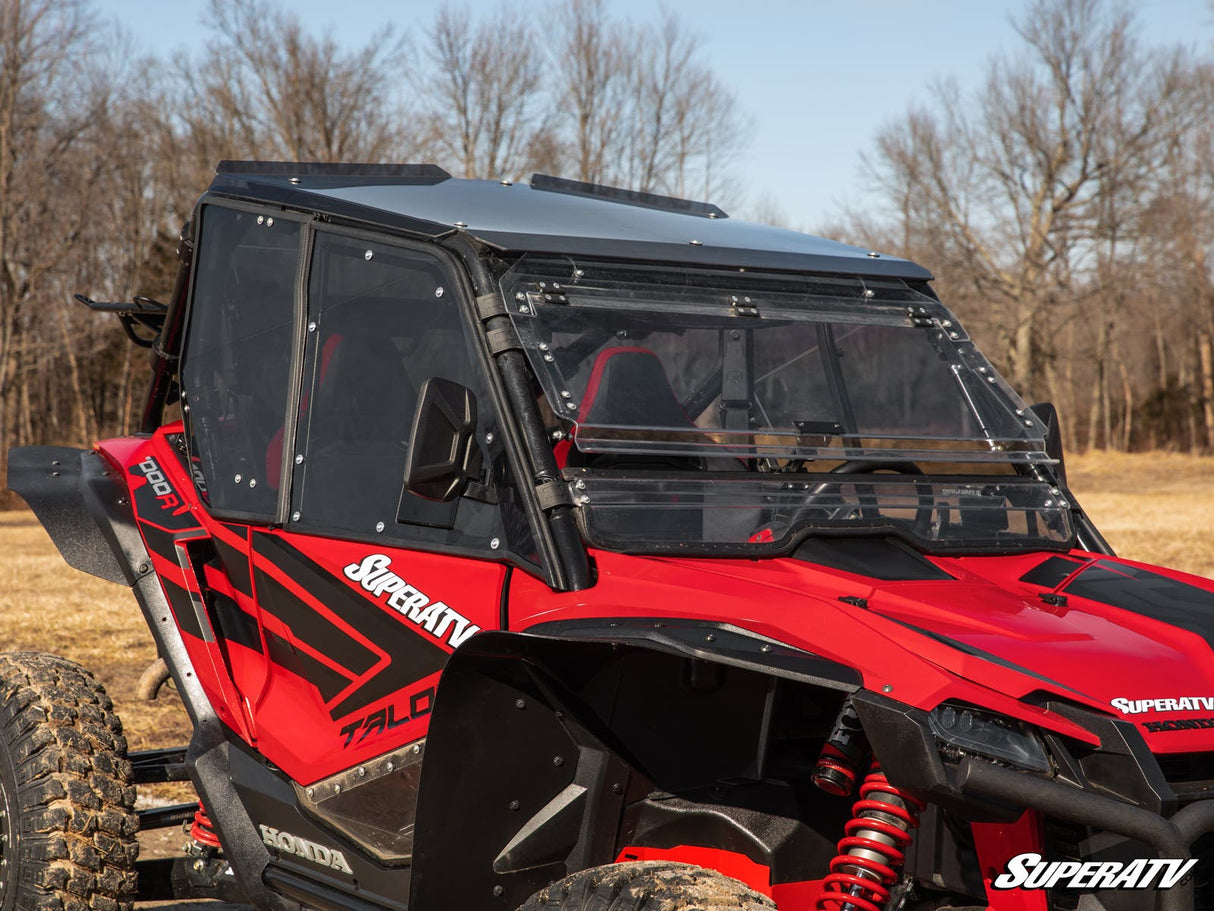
[{"left": 8, "top": 161, "right": 1214, "bottom": 911}]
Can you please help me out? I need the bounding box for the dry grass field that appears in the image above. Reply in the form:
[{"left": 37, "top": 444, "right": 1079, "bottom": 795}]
[{"left": 0, "top": 449, "right": 1211, "bottom": 764}]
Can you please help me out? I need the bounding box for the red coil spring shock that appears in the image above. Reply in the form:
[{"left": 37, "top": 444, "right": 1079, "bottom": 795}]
[
  {"left": 816, "top": 767, "right": 926, "bottom": 911},
  {"left": 189, "top": 802, "right": 221, "bottom": 850}
]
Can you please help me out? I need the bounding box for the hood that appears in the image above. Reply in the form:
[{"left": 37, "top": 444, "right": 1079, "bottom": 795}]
[
  {"left": 517, "top": 538, "right": 1214, "bottom": 753},
  {"left": 709, "top": 538, "right": 1214, "bottom": 755}
]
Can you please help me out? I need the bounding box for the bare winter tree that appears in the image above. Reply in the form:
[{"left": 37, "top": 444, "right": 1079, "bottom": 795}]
[
  {"left": 178, "top": 0, "right": 411, "bottom": 174},
  {"left": 620, "top": 10, "right": 745, "bottom": 201},
  {"left": 862, "top": 0, "right": 1196, "bottom": 447},
  {"left": 416, "top": 5, "right": 551, "bottom": 179},
  {"left": 0, "top": 0, "right": 134, "bottom": 452},
  {"left": 554, "top": 0, "right": 632, "bottom": 185}
]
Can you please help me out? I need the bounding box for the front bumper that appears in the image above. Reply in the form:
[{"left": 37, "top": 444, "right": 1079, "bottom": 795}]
[
  {"left": 853, "top": 691, "right": 1214, "bottom": 909},
  {"left": 958, "top": 757, "right": 1214, "bottom": 911}
]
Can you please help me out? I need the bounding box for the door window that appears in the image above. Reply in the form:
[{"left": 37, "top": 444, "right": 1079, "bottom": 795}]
[
  {"left": 180, "top": 206, "right": 301, "bottom": 519},
  {"left": 289, "top": 231, "right": 528, "bottom": 556}
]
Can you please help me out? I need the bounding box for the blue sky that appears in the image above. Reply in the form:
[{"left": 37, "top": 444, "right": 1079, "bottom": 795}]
[{"left": 100, "top": 0, "right": 1213, "bottom": 228}]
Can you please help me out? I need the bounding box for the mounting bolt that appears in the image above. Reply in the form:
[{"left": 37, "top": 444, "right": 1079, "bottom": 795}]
[
  {"left": 306, "top": 787, "right": 314, "bottom": 797},
  {"left": 575, "top": 479, "right": 587, "bottom": 490},
  {"left": 291, "top": 511, "right": 301, "bottom": 522},
  {"left": 882, "top": 684, "right": 894, "bottom": 693},
  {"left": 612, "top": 783, "right": 623, "bottom": 794},
  {"left": 333, "top": 784, "right": 341, "bottom": 794},
  {"left": 553, "top": 755, "right": 564, "bottom": 767},
  {"left": 234, "top": 473, "right": 242, "bottom": 483},
  {"left": 493, "top": 886, "right": 505, "bottom": 897},
  {"left": 515, "top": 698, "right": 526, "bottom": 710},
  {"left": 760, "top": 644, "right": 772, "bottom": 653},
  {"left": 435, "top": 286, "right": 444, "bottom": 298},
  {"left": 490, "top": 537, "right": 501, "bottom": 550},
  {"left": 357, "top": 766, "right": 366, "bottom": 777},
  {"left": 256, "top": 215, "right": 264, "bottom": 225},
  {"left": 295, "top": 454, "right": 304, "bottom": 464},
  {"left": 375, "top": 521, "right": 385, "bottom": 532},
  {"left": 509, "top": 800, "right": 520, "bottom": 811},
  {"left": 266, "top": 217, "right": 274, "bottom": 227},
  {"left": 307, "top": 321, "right": 316, "bottom": 332},
  {"left": 519, "top": 305, "right": 530, "bottom": 314},
  {"left": 485, "top": 432, "right": 494, "bottom": 443},
  {"left": 386, "top": 761, "right": 394, "bottom": 771},
  {"left": 364, "top": 249, "right": 373, "bottom": 261}
]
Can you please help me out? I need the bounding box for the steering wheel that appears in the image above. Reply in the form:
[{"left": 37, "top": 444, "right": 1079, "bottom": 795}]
[{"left": 779, "top": 459, "right": 935, "bottom": 537}]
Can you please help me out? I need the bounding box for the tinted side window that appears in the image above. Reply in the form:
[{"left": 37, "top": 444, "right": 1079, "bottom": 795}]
[
  {"left": 180, "top": 207, "right": 301, "bottom": 519},
  {"left": 290, "top": 232, "right": 531, "bottom": 556}
]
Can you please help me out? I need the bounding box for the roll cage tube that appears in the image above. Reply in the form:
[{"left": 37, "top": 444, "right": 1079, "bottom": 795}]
[
  {"left": 444, "top": 236, "right": 591, "bottom": 592},
  {"left": 141, "top": 222, "right": 194, "bottom": 434}
]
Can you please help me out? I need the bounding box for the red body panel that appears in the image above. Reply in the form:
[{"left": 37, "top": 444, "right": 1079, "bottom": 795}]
[{"left": 101, "top": 428, "right": 506, "bottom": 785}]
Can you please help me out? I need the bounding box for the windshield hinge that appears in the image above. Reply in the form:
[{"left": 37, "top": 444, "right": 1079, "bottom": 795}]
[{"left": 729, "top": 295, "right": 759, "bottom": 317}]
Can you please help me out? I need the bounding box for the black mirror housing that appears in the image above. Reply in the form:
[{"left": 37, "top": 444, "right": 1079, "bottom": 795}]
[
  {"left": 403, "top": 377, "right": 481, "bottom": 502},
  {"left": 1029, "top": 401, "right": 1066, "bottom": 487}
]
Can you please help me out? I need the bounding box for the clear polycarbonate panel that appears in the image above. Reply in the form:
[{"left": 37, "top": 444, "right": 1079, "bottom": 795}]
[
  {"left": 570, "top": 474, "right": 1074, "bottom": 552},
  {"left": 500, "top": 256, "right": 1050, "bottom": 464}
]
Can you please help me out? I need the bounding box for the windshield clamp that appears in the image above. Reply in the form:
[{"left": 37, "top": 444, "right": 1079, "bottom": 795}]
[
  {"left": 908, "top": 305, "right": 934, "bottom": 328},
  {"left": 475, "top": 292, "right": 508, "bottom": 321},
  {"left": 536, "top": 480, "right": 573, "bottom": 512}
]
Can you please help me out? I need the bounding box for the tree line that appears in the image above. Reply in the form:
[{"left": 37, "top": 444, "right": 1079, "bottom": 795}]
[
  {"left": 844, "top": 0, "right": 1214, "bottom": 454},
  {"left": 1, "top": 0, "right": 1212, "bottom": 475}
]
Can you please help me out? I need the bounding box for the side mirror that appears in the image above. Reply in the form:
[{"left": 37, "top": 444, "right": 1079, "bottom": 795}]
[
  {"left": 403, "top": 378, "right": 482, "bottom": 502},
  {"left": 1029, "top": 401, "right": 1066, "bottom": 487}
]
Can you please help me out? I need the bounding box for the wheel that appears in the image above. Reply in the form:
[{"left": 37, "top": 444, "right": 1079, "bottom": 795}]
[
  {"left": 517, "top": 861, "right": 776, "bottom": 911},
  {"left": 0, "top": 653, "right": 138, "bottom": 911}
]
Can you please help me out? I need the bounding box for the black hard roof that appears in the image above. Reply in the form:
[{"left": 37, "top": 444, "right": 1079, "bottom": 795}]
[{"left": 209, "top": 161, "right": 933, "bottom": 281}]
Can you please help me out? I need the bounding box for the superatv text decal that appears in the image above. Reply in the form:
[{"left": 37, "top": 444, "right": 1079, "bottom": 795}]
[
  {"left": 993, "top": 852, "right": 1196, "bottom": 891},
  {"left": 1111, "top": 696, "right": 1214, "bottom": 715},
  {"left": 339, "top": 685, "right": 435, "bottom": 748},
  {"left": 259, "top": 825, "right": 353, "bottom": 874},
  {"left": 134, "top": 457, "right": 189, "bottom": 516},
  {"left": 342, "top": 554, "right": 480, "bottom": 649},
  {"left": 1142, "top": 717, "right": 1214, "bottom": 733}
]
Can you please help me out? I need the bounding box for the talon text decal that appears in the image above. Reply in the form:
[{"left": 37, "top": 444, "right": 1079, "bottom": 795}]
[{"left": 339, "top": 685, "right": 435, "bottom": 748}]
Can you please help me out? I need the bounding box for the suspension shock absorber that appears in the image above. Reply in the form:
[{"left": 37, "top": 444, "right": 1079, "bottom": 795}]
[
  {"left": 187, "top": 801, "right": 221, "bottom": 852},
  {"left": 816, "top": 766, "right": 926, "bottom": 911},
  {"left": 812, "top": 698, "right": 868, "bottom": 797}
]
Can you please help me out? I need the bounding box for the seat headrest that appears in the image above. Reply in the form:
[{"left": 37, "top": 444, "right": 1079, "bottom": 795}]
[{"left": 580, "top": 347, "right": 691, "bottom": 428}]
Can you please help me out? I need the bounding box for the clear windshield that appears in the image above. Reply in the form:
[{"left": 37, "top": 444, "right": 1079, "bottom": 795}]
[
  {"left": 502, "top": 257, "right": 1047, "bottom": 462},
  {"left": 499, "top": 257, "right": 1071, "bottom": 553}
]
